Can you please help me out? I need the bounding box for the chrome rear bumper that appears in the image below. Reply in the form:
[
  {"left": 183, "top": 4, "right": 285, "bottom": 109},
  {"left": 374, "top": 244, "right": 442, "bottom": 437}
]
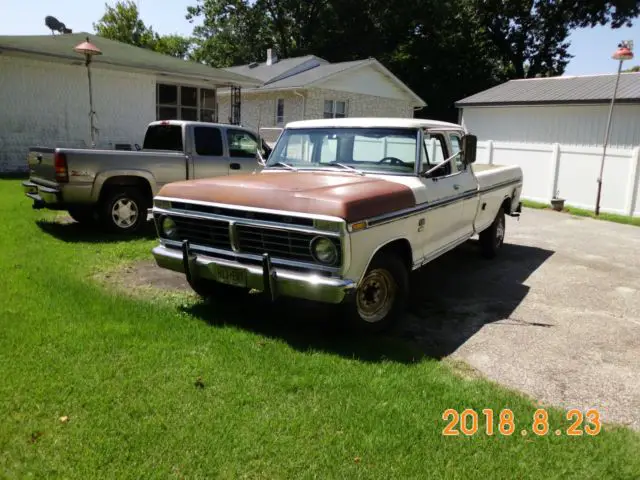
[
  {"left": 152, "top": 242, "right": 356, "bottom": 304},
  {"left": 22, "top": 180, "right": 61, "bottom": 209}
]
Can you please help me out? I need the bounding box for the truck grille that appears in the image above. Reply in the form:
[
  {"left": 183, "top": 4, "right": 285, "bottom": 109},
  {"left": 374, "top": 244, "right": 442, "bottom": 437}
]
[
  {"left": 236, "top": 225, "right": 337, "bottom": 263},
  {"left": 161, "top": 215, "right": 341, "bottom": 266},
  {"left": 172, "top": 217, "right": 230, "bottom": 250}
]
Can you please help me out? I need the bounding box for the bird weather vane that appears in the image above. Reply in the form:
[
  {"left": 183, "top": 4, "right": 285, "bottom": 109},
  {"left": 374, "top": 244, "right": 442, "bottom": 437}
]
[{"left": 44, "top": 16, "right": 72, "bottom": 35}]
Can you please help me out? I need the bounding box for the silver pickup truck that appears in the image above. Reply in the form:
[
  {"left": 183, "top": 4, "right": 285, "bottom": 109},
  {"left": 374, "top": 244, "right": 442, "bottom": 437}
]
[{"left": 22, "top": 120, "right": 269, "bottom": 233}]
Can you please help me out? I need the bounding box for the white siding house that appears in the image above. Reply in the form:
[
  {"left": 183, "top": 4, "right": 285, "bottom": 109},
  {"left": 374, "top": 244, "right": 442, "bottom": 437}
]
[
  {"left": 0, "top": 32, "right": 259, "bottom": 174},
  {"left": 456, "top": 73, "right": 640, "bottom": 217},
  {"left": 217, "top": 51, "right": 426, "bottom": 143}
]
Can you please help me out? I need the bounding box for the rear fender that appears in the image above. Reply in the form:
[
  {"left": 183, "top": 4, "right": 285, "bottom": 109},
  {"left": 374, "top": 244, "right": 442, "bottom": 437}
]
[{"left": 91, "top": 170, "right": 157, "bottom": 202}]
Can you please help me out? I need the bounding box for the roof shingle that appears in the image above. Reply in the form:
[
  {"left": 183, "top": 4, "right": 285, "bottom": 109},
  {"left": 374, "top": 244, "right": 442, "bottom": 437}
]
[
  {"left": 224, "top": 55, "right": 327, "bottom": 83},
  {"left": 0, "top": 32, "right": 261, "bottom": 87},
  {"left": 456, "top": 73, "right": 640, "bottom": 106}
]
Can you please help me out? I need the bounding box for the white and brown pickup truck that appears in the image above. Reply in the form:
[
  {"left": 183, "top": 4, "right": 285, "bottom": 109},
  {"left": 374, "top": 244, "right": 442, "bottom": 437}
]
[{"left": 150, "top": 117, "right": 523, "bottom": 332}]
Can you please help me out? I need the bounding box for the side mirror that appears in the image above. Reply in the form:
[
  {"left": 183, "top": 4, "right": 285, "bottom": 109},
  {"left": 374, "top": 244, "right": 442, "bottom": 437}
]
[{"left": 461, "top": 134, "right": 477, "bottom": 165}]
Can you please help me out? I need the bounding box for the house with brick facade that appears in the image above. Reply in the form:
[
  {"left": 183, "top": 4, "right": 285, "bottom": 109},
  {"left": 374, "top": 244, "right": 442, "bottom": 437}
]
[
  {"left": 0, "top": 32, "right": 260, "bottom": 173},
  {"left": 217, "top": 49, "right": 426, "bottom": 143}
]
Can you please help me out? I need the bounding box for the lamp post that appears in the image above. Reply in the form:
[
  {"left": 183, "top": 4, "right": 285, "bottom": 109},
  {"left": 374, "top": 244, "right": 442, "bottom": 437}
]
[
  {"left": 595, "top": 40, "right": 634, "bottom": 216},
  {"left": 73, "top": 37, "right": 102, "bottom": 148}
]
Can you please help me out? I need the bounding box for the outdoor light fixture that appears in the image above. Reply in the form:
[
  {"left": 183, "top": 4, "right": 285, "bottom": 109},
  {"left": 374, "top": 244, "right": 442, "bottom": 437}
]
[
  {"left": 595, "top": 40, "right": 634, "bottom": 216},
  {"left": 73, "top": 36, "right": 102, "bottom": 148}
]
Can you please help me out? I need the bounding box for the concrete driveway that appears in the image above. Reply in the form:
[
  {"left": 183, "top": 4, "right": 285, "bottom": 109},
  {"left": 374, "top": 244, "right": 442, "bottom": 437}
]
[{"left": 405, "top": 207, "right": 640, "bottom": 430}]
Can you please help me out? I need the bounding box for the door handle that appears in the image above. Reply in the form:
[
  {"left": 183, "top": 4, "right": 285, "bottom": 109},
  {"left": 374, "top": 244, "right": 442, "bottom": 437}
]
[
  {"left": 453, "top": 184, "right": 460, "bottom": 190},
  {"left": 230, "top": 163, "right": 241, "bottom": 170}
]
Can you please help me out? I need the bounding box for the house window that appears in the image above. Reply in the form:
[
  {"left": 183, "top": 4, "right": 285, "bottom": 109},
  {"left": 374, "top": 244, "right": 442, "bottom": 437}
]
[
  {"left": 323, "top": 100, "right": 347, "bottom": 119},
  {"left": 276, "top": 98, "right": 285, "bottom": 125},
  {"left": 156, "top": 83, "right": 217, "bottom": 122}
]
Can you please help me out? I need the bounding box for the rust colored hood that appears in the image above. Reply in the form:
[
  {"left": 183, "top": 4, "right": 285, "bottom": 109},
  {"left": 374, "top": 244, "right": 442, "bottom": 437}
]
[{"left": 157, "top": 171, "right": 416, "bottom": 222}]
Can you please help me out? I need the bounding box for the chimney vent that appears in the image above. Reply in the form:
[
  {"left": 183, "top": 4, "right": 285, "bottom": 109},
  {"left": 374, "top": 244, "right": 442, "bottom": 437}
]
[{"left": 266, "top": 48, "right": 277, "bottom": 66}]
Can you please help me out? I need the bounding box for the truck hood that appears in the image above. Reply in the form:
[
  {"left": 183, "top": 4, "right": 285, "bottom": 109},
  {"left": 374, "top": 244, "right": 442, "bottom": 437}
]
[{"left": 156, "top": 171, "right": 416, "bottom": 222}]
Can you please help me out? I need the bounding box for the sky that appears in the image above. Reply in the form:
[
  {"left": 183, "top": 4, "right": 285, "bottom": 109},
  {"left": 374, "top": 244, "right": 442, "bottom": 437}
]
[{"left": 2, "top": 0, "right": 639, "bottom": 76}]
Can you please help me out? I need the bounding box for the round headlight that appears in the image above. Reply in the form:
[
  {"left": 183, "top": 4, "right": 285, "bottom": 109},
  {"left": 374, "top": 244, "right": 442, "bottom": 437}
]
[
  {"left": 161, "top": 216, "right": 178, "bottom": 239},
  {"left": 311, "top": 237, "right": 338, "bottom": 265}
]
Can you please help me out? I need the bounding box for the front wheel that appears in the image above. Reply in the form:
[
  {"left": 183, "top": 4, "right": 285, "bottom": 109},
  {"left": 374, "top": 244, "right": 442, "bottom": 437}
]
[
  {"left": 340, "top": 253, "right": 409, "bottom": 334},
  {"left": 479, "top": 206, "right": 506, "bottom": 259}
]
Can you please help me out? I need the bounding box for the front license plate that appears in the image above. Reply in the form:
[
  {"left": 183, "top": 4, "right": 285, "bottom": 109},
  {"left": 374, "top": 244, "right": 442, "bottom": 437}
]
[{"left": 214, "top": 265, "right": 247, "bottom": 287}]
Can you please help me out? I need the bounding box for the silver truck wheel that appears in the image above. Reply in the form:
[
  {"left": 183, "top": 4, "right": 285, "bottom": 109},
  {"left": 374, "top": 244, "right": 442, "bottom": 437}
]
[
  {"left": 111, "top": 198, "right": 139, "bottom": 229},
  {"left": 101, "top": 188, "right": 148, "bottom": 234}
]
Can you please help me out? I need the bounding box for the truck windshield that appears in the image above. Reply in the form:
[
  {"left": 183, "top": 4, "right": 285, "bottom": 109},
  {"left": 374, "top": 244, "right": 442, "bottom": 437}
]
[
  {"left": 143, "top": 125, "right": 183, "bottom": 151},
  {"left": 266, "top": 127, "right": 418, "bottom": 175}
]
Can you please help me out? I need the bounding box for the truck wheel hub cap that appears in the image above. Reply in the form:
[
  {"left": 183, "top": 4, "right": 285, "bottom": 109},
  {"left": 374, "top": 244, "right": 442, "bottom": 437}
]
[
  {"left": 112, "top": 199, "right": 138, "bottom": 228},
  {"left": 356, "top": 269, "right": 396, "bottom": 323}
]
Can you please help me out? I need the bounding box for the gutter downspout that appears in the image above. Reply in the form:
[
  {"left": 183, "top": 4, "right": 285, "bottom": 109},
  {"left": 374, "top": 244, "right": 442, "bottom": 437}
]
[{"left": 294, "top": 90, "right": 306, "bottom": 121}]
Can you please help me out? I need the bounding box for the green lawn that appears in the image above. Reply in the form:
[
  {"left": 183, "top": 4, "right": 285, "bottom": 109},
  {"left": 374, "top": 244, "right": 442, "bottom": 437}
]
[
  {"left": 522, "top": 200, "right": 640, "bottom": 227},
  {"left": 1, "top": 179, "right": 639, "bottom": 479}
]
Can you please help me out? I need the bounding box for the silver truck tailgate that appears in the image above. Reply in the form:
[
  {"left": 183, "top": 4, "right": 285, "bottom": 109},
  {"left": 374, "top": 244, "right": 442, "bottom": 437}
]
[{"left": 27, "top": 148, "right": 57, "bottom": 184}]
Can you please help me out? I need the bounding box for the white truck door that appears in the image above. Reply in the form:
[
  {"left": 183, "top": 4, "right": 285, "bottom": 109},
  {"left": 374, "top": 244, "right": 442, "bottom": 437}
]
[
  {"left": 191, "top": 125, "right": 231, "bottom": 178},
  {"left": 446, "top": 131, "right": 478, "bottom": 240},
  {"left": 419, "top": 132, "right": 465, "bottom": 255},
  {"left": 224, "top": 128, "right": 263, "bottom": 175}
]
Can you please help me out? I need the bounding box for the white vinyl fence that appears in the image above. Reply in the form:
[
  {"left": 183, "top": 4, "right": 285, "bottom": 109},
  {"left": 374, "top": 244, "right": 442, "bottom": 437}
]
[{"left": 476, "top": 141, "right": 640, "bottom": 217}]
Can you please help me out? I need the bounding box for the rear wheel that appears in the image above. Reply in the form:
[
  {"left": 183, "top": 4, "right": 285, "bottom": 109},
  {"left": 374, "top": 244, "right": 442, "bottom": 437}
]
[
  {"left": 479, "top": 206, "right": 506, "bottom": 259},
  {"left": 100, "top": 188, "right": 149, "bottom": 234},
  {"left": 340, "top": 253, "right": 409, "bottom": 333}
]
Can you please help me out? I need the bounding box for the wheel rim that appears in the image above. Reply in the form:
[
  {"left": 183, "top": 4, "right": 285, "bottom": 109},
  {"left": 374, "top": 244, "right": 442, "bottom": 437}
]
[
  {"left": 495, "top": 215, "right": 505, "bottom": 246},
  {"left": 111, "top": 198, "right": 139, "bottom": 229},
  {"left": 356, "top": 268, "right": 397, "bottom": 323}
]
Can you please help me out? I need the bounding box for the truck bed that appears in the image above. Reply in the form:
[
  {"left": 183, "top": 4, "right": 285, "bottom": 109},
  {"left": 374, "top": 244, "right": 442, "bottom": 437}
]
[
  {"left": 472, "top": 163, "right": 522, "bottom": 191},
  {"left": 27, "top": 147, "right": 187, "bottom": 187}
]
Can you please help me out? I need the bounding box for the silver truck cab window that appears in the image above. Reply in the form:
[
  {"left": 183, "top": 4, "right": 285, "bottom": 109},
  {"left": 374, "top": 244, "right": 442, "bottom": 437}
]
[
  {"left": 227, "top": 129, "right": 259, "bottom": 158},
  {"left": 194, "top": 127, "right": 223, "bottom": 156}
]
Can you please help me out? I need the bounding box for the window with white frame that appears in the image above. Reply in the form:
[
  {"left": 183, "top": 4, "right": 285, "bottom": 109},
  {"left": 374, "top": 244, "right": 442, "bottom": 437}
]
[
  {"left": 275, "top": 98, "right": 285, "bottom": 125},
  {"left": 156, "top": 83, "right": 217, "bottom": 122},
  {"left": 323, "top": 100, "right": 347, "bottom": 119}
]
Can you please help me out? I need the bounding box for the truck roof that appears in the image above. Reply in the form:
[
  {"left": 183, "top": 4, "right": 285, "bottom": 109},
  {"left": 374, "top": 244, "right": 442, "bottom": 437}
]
[
  {"left": 284, "top": 117, "right": 463, "bottom": 130},
  {"left": 147, "top": 120, "right": 256, "bottom": 131}
]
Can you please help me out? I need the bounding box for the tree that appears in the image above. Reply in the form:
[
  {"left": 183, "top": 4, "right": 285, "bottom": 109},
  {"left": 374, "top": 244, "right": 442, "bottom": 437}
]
[
  {"left": 185, "top": 0, "right": 507, "bottom": 120},
  {"left": 472, "top": 0, "right": 640, "bottom": 79},
  {"left": 184, "top": 0, "right": 639, "bottom": 122},
  {"left": 94, "top": 0, "right": 157, "bottom": 48},
  {"left": 155, "top": 35, "right": 194, "bottom": 59},
  {"left": 94, "top": 0, "right": 194, "bottom": 58},
  {"left": 623, "top": 65, "right": 640, "bottom": 72}
]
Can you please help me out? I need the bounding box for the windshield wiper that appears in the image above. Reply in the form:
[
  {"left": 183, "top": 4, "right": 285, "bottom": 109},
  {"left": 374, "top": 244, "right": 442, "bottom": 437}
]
[
  {"left": 327, "top": 162, "right": 365, "bottom": 175},
  {"left": 267, "top": 161, "right": 297, "bottom": 171}
]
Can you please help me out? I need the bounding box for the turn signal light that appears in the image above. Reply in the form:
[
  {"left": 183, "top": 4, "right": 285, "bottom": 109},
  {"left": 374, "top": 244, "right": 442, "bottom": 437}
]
[{"left": 54, "top": 152, "right": 68, "bottom": 183}]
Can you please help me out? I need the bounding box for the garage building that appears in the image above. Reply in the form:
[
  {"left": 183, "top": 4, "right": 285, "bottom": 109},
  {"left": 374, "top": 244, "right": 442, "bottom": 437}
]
[{"left": 455, "top": 73, "right": 640, "bottom": 216}]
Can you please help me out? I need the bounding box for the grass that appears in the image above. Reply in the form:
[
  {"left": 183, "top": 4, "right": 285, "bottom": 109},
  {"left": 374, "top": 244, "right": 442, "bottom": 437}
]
[
  {"left": 522, "top": 199, "right": 640, "bottom": 227},
  {"left": 1, "top": 178, "right": 639, "bottom": 479}
]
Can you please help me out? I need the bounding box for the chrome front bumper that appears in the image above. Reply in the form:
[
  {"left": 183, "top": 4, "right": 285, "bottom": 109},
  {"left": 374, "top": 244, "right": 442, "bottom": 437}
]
[{"left": 152, "top": 243, "right": 357, "bottom": 304}]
